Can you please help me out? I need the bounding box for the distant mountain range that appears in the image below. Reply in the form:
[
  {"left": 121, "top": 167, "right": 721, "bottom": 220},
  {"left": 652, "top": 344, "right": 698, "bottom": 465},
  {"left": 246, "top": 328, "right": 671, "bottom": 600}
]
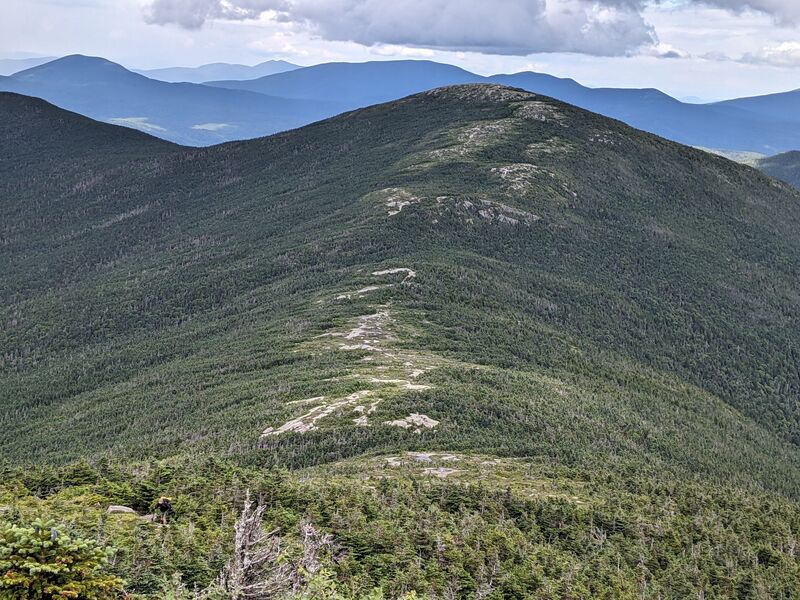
[
  {"left": 136, "top": 59, "right": 299, "bottom": 83},
  {"left": 0, "top": 56, "right": 57, "bottom": 75},
  {"left": 717, "top": 89, "right": 800, "bottom": 123},
  {"left": 209, "top": 61, "right": 800, "bottom": 154},
  {"left": 0, "top": 55, "right": 343, "bottom": 145},
  {"left": 2, "top": 55, "right": 799, "bottom": 154},
  {"left": 207, "top": 59, "right": 485, "bottom": 105}
]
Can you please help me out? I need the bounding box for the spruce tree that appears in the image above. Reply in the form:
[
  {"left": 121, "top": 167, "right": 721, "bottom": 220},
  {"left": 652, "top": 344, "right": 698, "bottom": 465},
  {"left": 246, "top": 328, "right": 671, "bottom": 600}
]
[{"left": 0, "top": 518, "right": 124, "bottom": 599}]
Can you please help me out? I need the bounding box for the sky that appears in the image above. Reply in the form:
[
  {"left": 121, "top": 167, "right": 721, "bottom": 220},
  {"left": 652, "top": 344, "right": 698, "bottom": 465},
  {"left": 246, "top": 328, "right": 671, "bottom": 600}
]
[{"left": 1, "top": 0, "right": 799, "bottom": 101}]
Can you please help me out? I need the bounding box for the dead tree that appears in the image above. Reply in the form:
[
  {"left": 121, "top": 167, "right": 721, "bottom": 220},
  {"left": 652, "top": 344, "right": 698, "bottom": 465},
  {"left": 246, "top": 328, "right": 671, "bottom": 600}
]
[
  {"left": 217, "top": 490, "right": 292, "bottom": 600},
  {"left": 291, "top": 519, "right": 336, "bottom": 591}
]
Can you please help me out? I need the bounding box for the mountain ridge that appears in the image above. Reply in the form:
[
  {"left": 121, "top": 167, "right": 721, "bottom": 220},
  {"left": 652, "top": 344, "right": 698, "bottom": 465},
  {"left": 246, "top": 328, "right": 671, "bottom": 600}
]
[
  {"left": 136, "top": 59, "right": 299, "bottom": 83},
  {"left": 5, "top": 84, "right": 800, "bottom": 597},
  {"left": 4, "top": 83, "right": 800, "bottom": 484},
  {"left": 715, "top": 88, "right": 800, "bottom": 122},
  {"left": 207, "top": 59, "right": 485, "bottom": 103}
]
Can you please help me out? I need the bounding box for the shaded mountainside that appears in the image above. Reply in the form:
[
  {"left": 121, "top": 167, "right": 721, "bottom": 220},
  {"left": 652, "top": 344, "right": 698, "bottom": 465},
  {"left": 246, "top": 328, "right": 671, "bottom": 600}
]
[
  {"left": 4, "top": 86, "right": 800, "bottom": 597},
  {"left": 758, "top": 151, "right": 800, "bottom": 189},
  {"left": 0, "top": 55, "right": 344, "bottom": 145}
]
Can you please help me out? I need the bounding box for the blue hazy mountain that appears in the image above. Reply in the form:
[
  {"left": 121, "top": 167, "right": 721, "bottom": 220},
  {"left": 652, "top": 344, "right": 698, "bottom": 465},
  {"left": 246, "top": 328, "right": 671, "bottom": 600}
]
[
  {"left": 210, "top": 60, "right": 800, "bottom": 154},
  {"left": 137, "top": 60, "right": 299, "bottom": 83},
  {"left": 0, "top": 55, "right": 343, "bottom": 145},
  {"left": 713, "top": 89, "right": 800, "bottom": 122},
  {"left": 208, "top": 60, "right": 484, "bottom": 105},
  {"left": 0, "top": 56, "right": 57, "bottom": 75}
]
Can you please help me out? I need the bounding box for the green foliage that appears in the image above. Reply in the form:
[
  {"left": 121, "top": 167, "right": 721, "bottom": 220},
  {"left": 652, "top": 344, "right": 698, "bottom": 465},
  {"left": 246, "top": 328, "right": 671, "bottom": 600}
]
[
  {"left": 1, "top": 457, "right": 799, "bottom": 599},
  {"left": 0, "top": 518, "right": 123, "bottom": 599}
]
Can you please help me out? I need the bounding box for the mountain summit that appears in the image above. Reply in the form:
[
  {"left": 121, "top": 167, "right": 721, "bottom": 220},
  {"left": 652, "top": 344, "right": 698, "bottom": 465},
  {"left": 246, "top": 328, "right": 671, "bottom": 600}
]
[{"left": 12, "top": 54, "right": 134, "bottom": 82}]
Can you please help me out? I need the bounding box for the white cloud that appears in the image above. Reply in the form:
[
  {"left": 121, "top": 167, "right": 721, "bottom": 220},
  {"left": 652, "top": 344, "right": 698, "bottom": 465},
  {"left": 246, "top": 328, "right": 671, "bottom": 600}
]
[
  {"left": 107, "top": 116, "right": 167, "bottom": 132},
  {"left": 642, "top": 42, "right": 691, "bottom": 59},
  {"left": 371, "top": 45, "right": 436, "bottom": 59},
  {"left": 191, "top": 122, "right": 232, "bottom": 130},
  {"left": 742, "top": 41, "right": 800, "bottom": 66}
]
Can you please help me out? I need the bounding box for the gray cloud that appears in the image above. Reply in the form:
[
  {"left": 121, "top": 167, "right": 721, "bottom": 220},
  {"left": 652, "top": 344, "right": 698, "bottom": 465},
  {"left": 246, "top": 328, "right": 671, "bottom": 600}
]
[
  {"left": 142, "top": 0, "right": 800, "bottom": 57},
  {"left": 143, "top": 0, "right": 657, "bottom": 56},
  {"left": 143, "top": 0, "right": 278, "bottom": 29},
  {"left": 292, "top": 0, "right": 658, "bottom": 56},
  {"left": 696, "top": 1, "right": 800, "bottom": 23}
]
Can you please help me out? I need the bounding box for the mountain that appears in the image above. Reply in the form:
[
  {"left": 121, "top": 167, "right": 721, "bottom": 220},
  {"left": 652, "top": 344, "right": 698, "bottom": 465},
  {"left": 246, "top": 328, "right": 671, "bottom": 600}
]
[
  {"left": 0, "top": 55, "right": 343, "bottom": 145},
  {"left": 137, "top": 59, "right": 299, "bottom": 83},
  {"left": 715, "top": 88, "right": 800, "bottom": 122},
  {"left": 4, "top": 86, "right": 800, "bottom": 597},
  {"left": 208, "top": 59, "right": 484, "bottom": 104},
  {"left": 757, "top": 150, "right": 800, "bottom": 188},
  {"left": 0, "top": 56, "right": 56, "bottom": 75},
  {"left": 209, "top": 60, "right": 800, "bottom": 153}
]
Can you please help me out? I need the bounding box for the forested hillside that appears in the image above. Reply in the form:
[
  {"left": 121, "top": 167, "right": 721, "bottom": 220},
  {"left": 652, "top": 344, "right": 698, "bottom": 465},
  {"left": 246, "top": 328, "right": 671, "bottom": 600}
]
[
  {"left": 758, "top": 151, "right": 800, "bottom": 189},
  {"left": 2, "top": 87, "right": 800, "bottom": 598}
]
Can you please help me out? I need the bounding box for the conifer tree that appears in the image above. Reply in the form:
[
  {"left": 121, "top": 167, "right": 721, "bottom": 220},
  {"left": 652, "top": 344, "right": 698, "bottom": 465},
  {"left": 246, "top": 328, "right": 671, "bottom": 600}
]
[{"left": 0, "top": 519, "right": 124, "bottom": 599}]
